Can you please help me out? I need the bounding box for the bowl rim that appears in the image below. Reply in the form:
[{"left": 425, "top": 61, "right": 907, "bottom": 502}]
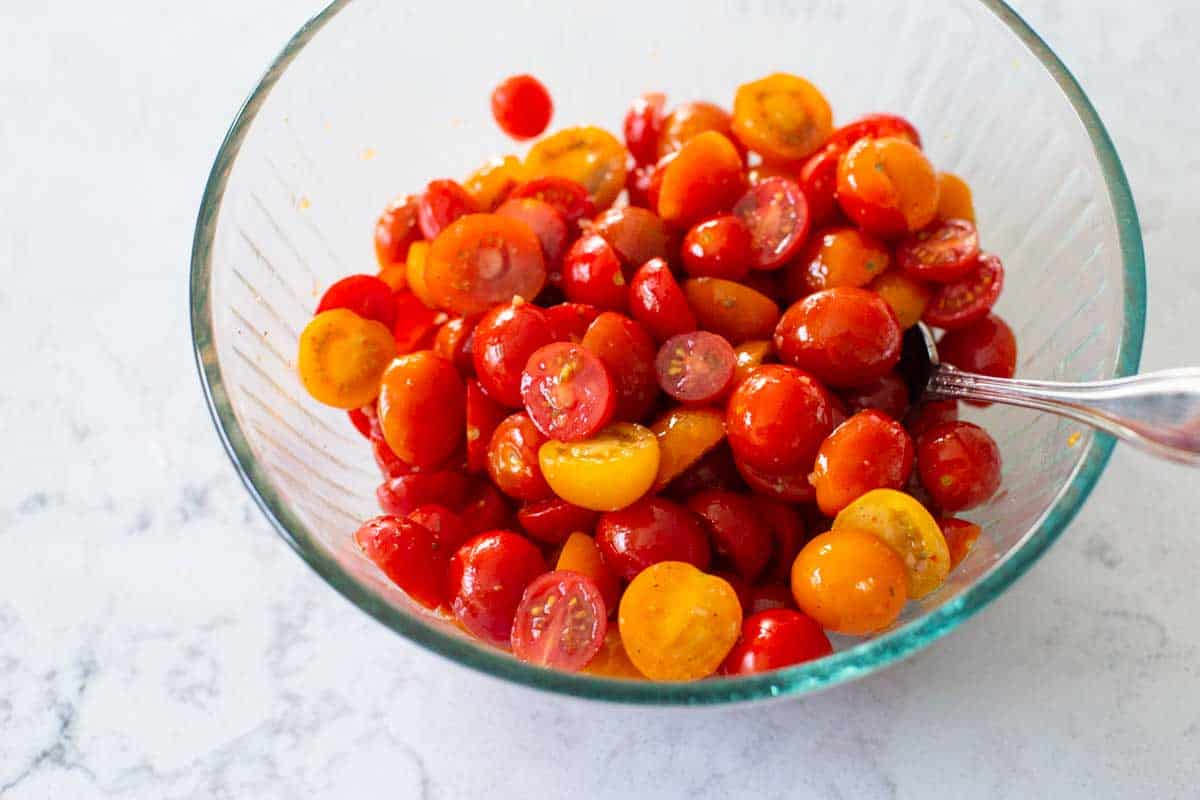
[{"left": 190, "top": 0, "right": 1146, "bottom": 705}]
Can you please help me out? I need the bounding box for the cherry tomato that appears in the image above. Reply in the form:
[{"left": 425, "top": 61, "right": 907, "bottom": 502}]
[
  {"left": 916, "top": 421, "right": 1002, "bottom": 512},
  {"left": 624, "top": 91, "right": 667, "bottom": 165},
  {"left": 298, "top": 309, "right": 396, "bottom": 409},
  {"left": 686, "top": 489, "right": 772, "bottom": 581},
  {"left": 811, "top": 410, "right": 915, "bottom": 516},
  {"left": 355, "top": 515, "right": 448, "bottom": 610},
  {"left": 681, "top": 215, "right": 753, "bottom": 280},
  {"left": 377, "top": 351, "right": 465, "bottom": 467},
  {"left": 448, "top": 531, "right": 547, "bottom": 647},
  {"left": 897, "top": 218, "right": 980, "bottom": 283},
  {"left": 315, "top": 275, "right": 398, "bottom": 329},
  {"left": 459, "top": 481, "right": 514, "bottom": 535},
  {"left": 580, "top": 312, "right": 659, "bottom": 422},
  {"left": 619, "top": 561, "right": 741, "bottom": 680},
  {"left": 629, "top": 258, "right": 699, "bottom": 343},
  {"left": 643, "top": 151, "right": 675, "bottom": 212},
  {"left": 520, "top": 342, "right": 615, "bottom": 441},
  {"left": 722, "top": 609, "right": 832, "bottom": 675},
  {"left": 827, "top": 113, "right": 922, "bottom": 151},
  {"left": 511, "top": 571, "right": 606, "bottom": 669},
  {"left": 524, "top": 126, "right": 627, "bottom": 209},
  {"left": 747, "top": 584, "right": 797, "bottom": 615},
  {"left": 625, "top": 162, "right": 657, "bottom": 209},
  {"left": 667, "top": 445, "right": 744, "bottom": 497},
  {"left": 424, "top": 213, "right": 547, "bottom": 315},
  {"left": 544, "top": 302, "right": 601, "bottom": 344},
  {"left": 561, "top": 234, "right": 629, "bottom": 312},
  {"left": 509, "top": 176, "right": 596, "bottom": 229},
  {"left": 759, "top": 500, "right": 806, "bottom": 584},
  {"left": 376, "top": 265, "right": 408, "bottom": 292},
  {"left": 936, "top": 313, "right": 1017, "bottom": 381},
  {"left": 936, "top": 172, "right": 975, "bottom": 222},
  {"left": 905, "top": 399, "right": 959, "bottom": 440},
  {"left": 791, "top": 528, "right": 908, "bottom": 636},
  {"left": 731, "top": 73, "right": 833, "bottom": 162},
  {"left": 491, "top": 74, "right": 554, "bottom": 140},
  {"left": 726, "top": 364, "right": 839, "bottom": 474},
  {"left": 495, "top": 198, "right": 569, "bottom": 269},
  {"left": 797, "top": 145, "right": 842, "bottom": 228},
  {"left": 591, "top": 206, "right": 672, "bottom": 269},
  {"left": 348, "top": 405, "right": 375, "bottom": 439},
  {"left": 375, "top": 195, "right": 423, "bottom": 269},
  {"left": 734, "top": 457, "right": 816, "bottom": 504},
  {"left": 868, "top": 270, "right": 933, "bottom": 329},
  {"left": 391, "top": 290, "right": 441, "bottom": 353},
  {"left": 466, "top": 380, "right": 507, "bottom": 473},
  {"left": 487, "top": 412, "right": 553, "bottom": 502},
  {"left": 775, "top": 287, "right": 902, "bottom": 387},
  {"left": 838, "top": 372, "right": 910, "bottom": 419},
  {"left": 832, "top": 488, "right": 950, "bottom": 598},
  {"left": 584, "top": 628, "right": 645, "bottom": 679},
  {"left": 418, "top": 179, "right": 481, "bottom": 241},
  {"left": 786, "top": 227, "right": 890, "bottom": 298},
  {"left": 464, "top": 155, "right": 525, "bottom": 211},
  {"left": 836, "top": 137, "right": 939, "bottom": 236},
  {"left": 519, "top": 497, "right": 601, "bottom": 546},
  {"left": 939, "top": 517, "right": 982, "bottom": 569},
  {"left": 921, "top": 252, "right": 1004, "bottom": 330},
  {"left": 656, "top": 131, "right": 746, "bottom": 226},
  {"left": 732, "top": 340, "right": 774, "bottom": 386},
  {"left": 433, "top": 314, "right": 477, "bottom": 374},
  {"left": 657, "top": 101, "right": 733, "bottom": 158},
  {"left": 472, "top": 300, "right": 554, "bottom": 407},
  {"left": 539, "top": 423, "right": 660, "bottom": 511},
  {"left": 376, "top": 471, "right": 472, "bottom": 517},
  {"left": 655, "top": 331, "right": 737, "bottom": 404},
  {"left": 408, "top": 503, "right": 471, "bottom": 553},
  {"left": 404, "top": 240, "right": 437, "bottom": 308},
  {"left": 732, "top": 176, "right": 810, "bottom": 270},
  {"left": 649, "top": 407, "right": 726, "bottom": 491},
  {"left": 556, "top": 532, "right": 620, "bottom": 612},
  {"left": 683, "top": 277, "right": 780, "bottom": 344}
]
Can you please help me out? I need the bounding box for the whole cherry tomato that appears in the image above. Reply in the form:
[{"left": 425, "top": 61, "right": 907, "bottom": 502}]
[
  {"left": 791, "top": 528, "right": 908, "bottom": 636},
  {"left": 786, "top": 227, "right": 890, "bottom": 299},
  {"left": 624, "top": 92, "right": 667, "bottom": 165},
  {"left": 316, "top": 274, "right": 398, "bottom": 329},
  {"left": 518, "top": 498, "right": 600, "bottom": 545},
  {"left": 732, "top": 176, "right": 810, "bottom": 270},
  {"left": 685, "top": 489, "right": 773, "bottom": 581},
  {"left": 374, "top": 195, "right": 422, "bottom": 269},
  {"left": 298, "top": 310, "right": 396, "bottom": 409},
  {"left": 655, "top": 331, "right": 737, "bottom": 405},
  {"left": 472, "top": 300, "right": 554, "bottom": 407},
  {"left": 726, "top": 364, "right": 840, "bottom": 474},
  {"left": 544, "top": 302, "right": 602, "bottom": 344},
  {"left": 376, "top": 471, "right": 472, "bottom": 517},
  {"left": 595, "top": 496, "right": 711, "bottom": 580},
  {"left": 539, "top": 423, "right": 661, "bottom": 512},
  {"left": 561, "top": 234, "right": 629, "bottom": 312},
  {"left": 731, "top": 73, "right": 833, "bottom": 162},
  {"left": 355, "top": 515, "right": 448, "bottom": 610},
  {"left": 491, "top": 74, "right": 554, "bottom": 140},
  {"left": 378, "top": 351, "right": 465, "bottom": 467},
  {"left": 511, "top": 571, "right": 607, "bottom": 670},
  {"left": 629, "top": 258, "right": 699, "bottom": 343},
  {"left": 520, "top": 342, "right": 616, "bottom": 441},
  {"left": 448, "top": 531, "right": 547, "bottom": 647},
  {"left": 936, "top": 313, "right": 1017, "bottom": 381},
  {"left": 486, "top": 412, "right": 553, "bottom": 501},
  {"left": 580, "top": 312, "right": 659, "bottom": 422},
  {"left": 774, "top": 287, "right": 903, "bottom": 388},
  {"left": 721, "top": 609, "right": 832, "bottom": 675},
  {"left": 683, "top": 277, "right": 780, "bottom": 344},
  {"left": 811, "top": 410, "right": 915, "bottom": 516},
  {"left": 419, "top": 179, "right": 480, "bottom": 240},
  {"left": 916, "top": 421, "right": 1002, "bottom": 512},
  {"left": 681, "top": 216, "right": 753, "bottom": 280}
]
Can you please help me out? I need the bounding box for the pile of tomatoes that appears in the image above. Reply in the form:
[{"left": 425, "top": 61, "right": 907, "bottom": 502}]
[{"left": 296, "top": 72, "right": 1014, "bottom": 680}]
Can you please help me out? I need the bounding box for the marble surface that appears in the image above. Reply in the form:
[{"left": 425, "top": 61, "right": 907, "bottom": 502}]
[{"left": 2, "top": 1, "right": 1199, "bottom": 797}]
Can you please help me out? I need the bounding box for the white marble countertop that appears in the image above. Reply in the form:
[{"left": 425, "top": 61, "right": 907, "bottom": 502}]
[{"left": 3, "top": 1, "right": 1199, "bottom": 797}]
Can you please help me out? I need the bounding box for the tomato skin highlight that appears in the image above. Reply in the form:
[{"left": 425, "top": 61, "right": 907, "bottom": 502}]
[
  {"left": 491, "top": 74, "right": 554, "bottom": 140},
  {"left": 722, "top": 609, "right": 832, "bottom": 675},
  {"left": 596, "top": 496, "right": 712, "bottom": 580},
  {"left": 725, "top": 364, "right": 840, "bottom": 475},
  {"left": 448, "top": 531, "right": 547, "bottom": 648}
]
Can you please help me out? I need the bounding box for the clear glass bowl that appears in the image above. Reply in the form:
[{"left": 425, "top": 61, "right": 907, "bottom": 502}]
[{"left": 190, "top": 0, "right": 1145, "bottom": 704}]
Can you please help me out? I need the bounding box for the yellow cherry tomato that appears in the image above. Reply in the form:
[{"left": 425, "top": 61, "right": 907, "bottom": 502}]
[
  {"left": 376, "top": 265, "right": 407, "bottom": 292},
  {"left": 732, "top": 73, "right": 833, "bottom": 162},
  {"left": 583, "top": 628, "right": 645, "bottom": 680},
  {"left": 524, "top": 126, "right": 628, "bottom": 209},
  {"left": 538, "top": 423, "right": 660, "bottom": 511},
  {"left": 791, "top": 528, "right": 908, "bottom": 636},
  {"left": 936, "top": 172, "right": 976, "bottom": 222},
  {"left": 464, "top": 154, "right": 525, "bottom": 211},
  {"left": 557, "top": 532, "right": 620, "bottom": 611},
  {"left": 869, "top": 270, "right": 932, "bottom": 329},
  {"left": 405, "top": 240, "right": 436, "bottom": 308},
  {"left": 649, "top": 407, "right": 726, "bottom": 491},
  {"left": 619, "top": 561, "right": 742, "bottom": 681},
  {"left": 833, "top": 488, "right": 950, "bottom": 599},
  {"left": 297, "top": 309, "right": 395, "bottom": 409}
]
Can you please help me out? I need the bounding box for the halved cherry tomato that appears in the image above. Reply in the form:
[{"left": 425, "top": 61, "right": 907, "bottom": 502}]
[
  {"left": 459, "top": 481, "right": 514, "bottom": 535},
  {"left": 466, "top": 380, "right": 507, "bottom": 473},
  {"left": 921, "top": 252, "right": 1004, "bottom": 330},
  {"left": 424, "top": 213, "right": 547, "bottom": 315},
  {"left": 629, "top": 258, "right": 699, "bottom": 343},
  {"left": 472, "top": 300, "right": 554, "bottom": 407},
  {"left": 624, "top": 92, "right": 667, "bottom": 165},
  {"left": 649, "top": 407, "right": 726, "bottom": 491},
  {"left": 726, "top": 364, "right": 840, "bottom": 474},
  {"left": 791, "top": 528, "right": 908, "bottom": 635},
  {"left": 786, "top": 227, "right": 890, "bottom": 298},
  {"left": 404, "top": 240, "right": 437, "bottom": 308},
  {"left": 556, "top": 532, "right": 620, "bottom": 612},
  {"left": 747, "top": 584, "right": 797, "bottom": 615},
  {"left": 518, "top": 497, "right": 600, "bottom": 545},
  {"left": 464, "top": 155, "right": 524, "bottom": 211},
  {"left": 686, "top": 489, "right": 773, "bottom": 581},
  {"left": 408, "top": 504, "right": 471, "bottom": 552},
  {"left": 591, "top": 206, "right": 671, "bottom": 269},
  {"left": 722, "top": 609, "right": 832, "bottom": 675},
  {"left": 512, "top": 571, "right": 606, "bottom": 669},
  {"left": 734, "top": 458, "right": 816, "bottom": 504},
  {"left": 520, "top": 342, "right": 615, "bottom": 441},
  {"left": 759, "top": 500, "right": 806, "bottom": 584},
  {"left": 418, "top": 179, "right": 480, "bottom": 240},
  {"left": 619, "top": 561, "right": 741, "bottom": 680},
  {"left": 584, "top": 628, "right": 644, "bottom": 679},
  {"left": 836, "top": 137, "right": 939, "bottom": 236},
  {"left": 898, "top": 219, "right": 980, "bottom": 283},
  {"left": 832, "top": 488, "right": 950, "bottom": 598},
  {"left": 681, "top": 215, "right": 753, "bottom": 280},
  {"left": 524, "top": 127, "right": 627, "bottom": 209},
  {"left": 580, "top": 312, "right": 659, "bottom": 422},
  {"left": 939, "top": 517, "right": 982, "bottom": 569},
  {"left": 811, "top": 410, "right": 915, "bottom": 516},
  {"left": 869, "top": 271, "right": 933, "bottom": 329},
  {"left": 657, "top": 131, "right": 746, "bottom": 226},
  {"left": 378, "top": 351, "right": 465, "bottom": 467},
  {"left": 544, "top": 302, "right": 601, "bottom": 344},
  {"left": 904, "top": 399, "right": 959, "bottom": 440},
  {"left": 838, "top": 372, "right": 910, "bottom": 419},
  {"left": 561, "top": 234, "right": 628, "bottom": 312},
  {"left": 316, "top": 274, "right": 398, "bottom": 329},
  {"left": 797, "top": 145, "right": 841, "bottom": 228},
  {"left": 916, "top": 421, "right": 1002, "bottom": 512},
  {"left": 539, "top": 423, "right": 660, "bottom": 512},
  {"left": 657, "top": 101, "right": 733, "bottom": 158},
  {"left": 486, "top": 412, "right": 553, "bottom": 501},
  {"left": 732, "top": 340, "right": 773, "bottom": 386},
  {"left": 936, "top": 313, "right": 1017, "bottom": 381},
  {"left": 936, "top": 172, "right": 975, "bottom": 222},
  {"left": 732, "top": 176, "right": 810, "bottom": 270},
  {"left": 375, "top": 195, "right": 423, "bottom": 269},
  {"left": 355, "top": 515, "right": 448, "bottom": 610},
  {"left": 731, "top": 73, "right": 833, "bottom": 162},
  {"left": 509, "top": 176, "right": 596, "bottom": 228},
  {"left": 392, "top": 290, "right": 442, "bottom": 353},
  {"left": 827, "top": 113, "right": 922, "bottom": 151},
  {"left": 655, "top": 331, "right": 737, "bottom": 404},
  {"left": 668, "top": 445, "right": 744, "bottom": 496},
  {"left": 298, "top": 309, "right": 396, "bottom": 409},
  {"left": 376, "top": 471, "right": 472, "bottom": 517},
  {"left": 683, "top": 277, "right": 780, "bottom": 344},
  {"left": 495, "top": 198, "right": 569, "bottom": 269},
  {"left": 448, "top": 531, "right": 546, "bottom": 647},
  {"left": 491, "top": 74, "right": 554, "bottom": 140},
  {"left": 775, "top": 287, "right": 902, "bottom": 388}
]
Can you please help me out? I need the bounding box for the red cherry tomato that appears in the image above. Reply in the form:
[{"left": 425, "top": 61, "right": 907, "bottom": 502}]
[
  {"left": 759, "top": 500, "right": 807, "bottom": 584},
  {"left": 512, "top": 571, "right": 607, "bottom": 670},
  {"left": 732, "top": 177, "right": 810, "bottom": 270},
  {"left": 510, "top": 177, "right": 596, "bottom": 228},
  {"left": 544, "top": 302, "right": 601, "bottom": 343},
  {"left": 905, "top": 399, "right": 960, "bottom": 439},
  {"left": 838, "top": 372, "right": 910, "bottom": 419},
  {"left": 591, "top": 206, "right": 672, "bottom": 270},
  {"left": 495, "top": 198, "right": 569, "bottom": 269},
  {"left": 348, "top": 405, "right": 375, "bottom": 439},
  {"left": 666, "top": 445, "right": 745, "bottom": 497},
  {"left": 355, "top": 515, "right": 448, "bottom": 610},
  {"left": 448, "top": 531, "right": 547, "bottom": 647},
  {"left": 681, "top": 215, "right": 753, "bottom": 280},
  {"left": 520, "top": 342, "right": 616, "bottom": 441},
  {"left": 726, "top": 364, "right": 840, "bottom": 474},
  {"left": 797, "top": 145, "right": 841, "bottom": 228},
  {"left": 747, "top": 584, "right": 796, "bottom": 615},
  {"left": 939, "top": 516, "right": 983, "bottom": 569},
  {"left": 490, "top": 74, "right": 553, "bottom": 140},
  {"left": 517, "top": 497, "right": 601, "bottom": 545},
  {"left": 734, "top": 457, "right": 816, "bottom": 504},
  {"left": 433, "top": 315, "right": 478, "bottom": 375},
  {"left": 774, "top": 287, "right": 903, "bottom": 388},
  {"left": 562, "top": 234, "right": 629, "bottom": 312},
  {"left": 375, "top": 195, "right": 422, "bottom": 269},
  {"left": 580, "top": 312, "right": 660, "bottom": 422},
  {"left": 316, "top": 275, "right": 398, "bottom": 329},
  {"left": 418, "top": 179, "right": 481, "bottom": 240},
  {"left": 625, "top": 162, "right": 657, "bottom": 209},
  {"left": 459, "top": 481, "right": 514, "bottom": 535},
  {"left": 466, "top": 380, "right": 507, "bottom": 473},
  {"left": 827, "top": 113, "right": 922, "bottom": 151},
  {"left": 685, "top": 489, "right": 773, "bottom": 581},
  {"left": 408, "top": 504, "right": 471, "bottom": 553},
  {"left": 643, "top": 151, "right": 676, "bottom": 212},
  {"left": 370, "top": 425, "right": 411, "bottom": 479},
  {"left": 655, "top": 331, "right": 737, "bottom": 405},
  {"left": 936, "top": 313, "right": 1017, "bottom": 380},
  {"left": 392, "top": 290, "right": 442, "bottom": 354},
  {"left": 922, "top": 252, "right": 1005, "bottom": 330},
  {"left": 624, "top": 92, "right": 667, "bottom": 165},
  {"left": 811, "top": 410, "right": 915, "bottom": 516},
  {"left": 595, "top": 496, "right": 711, "bottom": 580},
  {"left": 486, "top": 412, "right": 553, "bottom": 501},
  {"left": 917, "top": 421, "right": 1002, "bottom": 512},
  {"left": 721, "top": 609, "right": 832, "bottom": 675},
  {"left": 629, "top": 258, "right": 699, "bottom": 343},
  {"left": 376, "top": 470, "right": 472, "bottom": 517},
  {"left": 897, "top": 219, "right": 980, "bottom": 283},
  {"left": 472, "top": 301, "right": 554, "bottom": 407}
]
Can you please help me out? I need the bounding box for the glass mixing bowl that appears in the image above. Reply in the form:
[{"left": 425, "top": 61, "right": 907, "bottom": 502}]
[{"left": 190, "top": 0, "right": 1145, "bottom": 704}]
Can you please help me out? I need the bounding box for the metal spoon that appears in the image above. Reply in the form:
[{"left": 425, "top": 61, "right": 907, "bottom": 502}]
[{"left": 902, "top": 323, "right": 1200, "bottom": 465}]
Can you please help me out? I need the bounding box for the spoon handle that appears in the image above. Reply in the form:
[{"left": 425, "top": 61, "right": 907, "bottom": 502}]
[{"left": 927, "top": 367, "right": 1200, "bottom": 465}]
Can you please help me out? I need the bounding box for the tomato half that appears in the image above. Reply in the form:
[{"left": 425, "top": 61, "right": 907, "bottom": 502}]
[
  {"left": 649, "top": 407, "right": 726, "bottom": 491},
  {"left": 655, "top": 331, "right": 737, "bottom": 405},
  {"left": 591, "top": 206, "right": 672, "bottom": 269},
  {"left": 732, "top": 177, "right": 810, "bottom": 270},
  {"left": 786, "top": 227, "right": 890, "bottom": 298},
  {"left": 424, "top": 213, "right": 547, "bottom": 315},
  {"left": 827, "top": 113, "right": 922, "bottom": 151},
  {"left": 657, "top": 131, "right": 746, "bottom": 226},
  {"left": 524, "top": 126, "right": 627, "bottom": 209},
  {"left": 681, "top": 215, "right": 753, "bottom": 280},
  {"left": 797, "top": 145, "right": 842, "bottom": 228},
  {"left": 731, "top": 73, "right": 833, "bottom": 162},
  {"left": 539, "top": 423, "right": 660, "bottom": 512},
  {"left": 836, "top": 136, "right": 939, "bottom": 236},
  {"left": 509, "top": 176, "right": 597, "bottom": 228},
  {"left": 448, "top": 531, "right": 547, "bottom": 647},
  {"left": 374, "top": 195, "right": 422, "bottom": 269},
  {"left": 376, "top": 471, "right": 472, "bottom": 518},
  {"left": 556, "top": 532, "right": 621, "bottom": 613},
  {"left": 686, "top": 489, "right": 773, "bottom": 581},
  {"left": 355, "top": 515, "right": 448, "bottom": 610},
  {"left": 495, "top": 198, "right": 570, "bottom": 269},
  {"left": 298, "top": 309, "right": 396, "bottom": 409},
  {"left": 624, "top": 91, "right": 667, "bottom": 165},
  {"left": 935, "top": 313, "right": 1017, "bottom": 382},
  {"left": 561, "top": 234, "right": 629, "bottom": 312},
  {"left": 418, "top": 179, "right": 481, "bottom": 240},
  {"left": 378, "top": 351, "right": 466, "bottom": 468},
  {"left": 916, "top": 421, "right": 1002, "bottom": 512},
  {"left": 726, "top": 364, "right": 840, "bottom": 474},
  {"left": 544, "top": 302, "right": 602, "bottom": 344},
  {"left": 486, "top": 412, "right": 553, "bottom": 502},
  {"left": 464, "top": 155, "right": 525, "bottom": 211},
  {"left": 520, "top": 342, "right": 616, "bottom": 441},
  {"left": 791, "top": 528, "right": 908, "bottom": 636},
  {"left": 939, "top": 517, "right": 983, "bottom": 569},
  {"left": 868, "top": 271, "right": 933, "bottom": 329},
  {"left": 518, "top": 497, "right": 600, "bottom": 545},
  {"left": 657, "top": 101, "right": 734, "bottom": 158},
  {"left": 682, "top": 277, "right": 780, "bottom": 344},
  {"left": 832, "top": 488, "right": 950, "bottom": 598},
  {"left": 811, "top": 410, "right": 915, "bottom": 516},
  {"left": 466, "top": 380, "right": 507, "bottom": 473},
  {"left": 512, "top": 571, "right": 607, "bottom": 670},
  {"left": 921, "top": 252, "right": 1004, "bottom": 330},
  {"left": 580, "top": 312, "right": 659, "bottom": 422},
  {"left": 472, "top": 300, "right": 554, "bottom": 407},
  {"left": 897, "top": 219, "right": 980, "bottom": 283}
]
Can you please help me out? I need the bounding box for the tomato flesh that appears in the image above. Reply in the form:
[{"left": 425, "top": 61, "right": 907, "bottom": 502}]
[
  {"left": 424, "top": 213, "right": 547, "bottom": 315},
  {"left": 897, "top": 218, "right": 980, "bottom": 283},
  {"left": 922, "top": 252, "right": 1004, "bottom": 330},
  {"left": 654, "top": 331, "right": 737, "bottom": 404},
  {"left": 732, "top": 177, "right": 810, "bottom": 270},
  {"left": 520, "top": 342, "right": 616, "bottom": 441},
  {"left": 512, "top": 571, "right": 607, "bottom": 670}
]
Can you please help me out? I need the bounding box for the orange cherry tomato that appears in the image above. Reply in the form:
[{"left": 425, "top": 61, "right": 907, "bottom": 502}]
[
  {"left": 374, "top": 194, "right": 422, "bottom": 269},
  {"left": 583, "top": 628, "right": 645, "bottom": 679},
  {"left": 557, "top": 531, "right": 620, "bottom": 612},
  {"left": 378, "top": 351, "right": 466, "bottom": 468},
  {"left": 936, "top": 172, "right": 976, "bottom": 222},
  {"left": 495, "top": 198, "right": 570, "bottom": 269},
  {"left": 298, "top": 309, "right": 396, "bottom": 409},
  {"left": 464, "top": 154, "right": 525, "bottom": 211},
  {"left": 619, "top": 561, "right": 742, "bottom": 681},
  {"left": 791, "top": 528, "right": 908, "bottom": 636},
  {"left": 732, "top": 340, "right": 773, "bottom": 386},
  {"left": 486, "top": 412, "right": 553, "bottom": 501},
  {"left": 649, "top": 407, "right": 726, "bottom": 491},
  {"left": 731, "top": 73, "right": 833, "bottom": 163},
  {"left": 404, "top": 240, "right": 437, "bottom": 308},
  {"left": 424, "top": 214, "right": 547, "bottom": 316},
  {"left": 868, "top": 270, "right": 933, "bottom": 329},
  {"left": 657, "top": 101, "right": 734, "bottom": 158},
  {"left": 811, "top": 410, "right": 915, "bottom": 516},
  {"left": 376, "top": 265, "right": 407, "bottom": 292},
  {"left": 524, "top": 126, "right": 627, "bottom": 209},
  {"left": 836, "top": 136, "right": 939, "bottom": 236},
  {"left": 832, "top": 488, "right": 950, "bottom": 598},
  {"left": 656, "top": 131, "right": 746, "bottom": 227},
  {"left": 538, "top": 422, "right": 660, "bottom": 511},
  {"left": 786, "top": 227, "right": 890, "bottom": 298},
  {"left": 682, "top": 277, "right": 780, "bottom": 344}
]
